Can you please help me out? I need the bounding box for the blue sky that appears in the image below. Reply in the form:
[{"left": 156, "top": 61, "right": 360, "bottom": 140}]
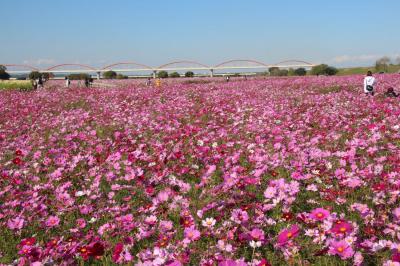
[{"left": 2, "top": 0, "right": 400, "bottom": 68}]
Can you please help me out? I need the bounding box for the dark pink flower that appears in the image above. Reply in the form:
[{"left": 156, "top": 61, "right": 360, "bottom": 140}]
[
  {"left": 310, "top": 208, "right": 330, "bottom": 221},
  {"left": 277, "top": 224, "right": 300, "bottom": 246}
]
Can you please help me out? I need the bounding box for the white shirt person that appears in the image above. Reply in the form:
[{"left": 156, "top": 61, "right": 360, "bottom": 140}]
[{"left": 364, "top": 71, "right": 376, "bottom": 95}]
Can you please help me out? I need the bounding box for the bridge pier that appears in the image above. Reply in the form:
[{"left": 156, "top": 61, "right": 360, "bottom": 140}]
[
  {"left": 96, "top": 72, "right": 101, "bottom": 80},
  {"left": 153, "top": 71, "right": 157, "bottom": 79},
  {"left": 210, "top": 69, "right": 214, "bottom": 78}
]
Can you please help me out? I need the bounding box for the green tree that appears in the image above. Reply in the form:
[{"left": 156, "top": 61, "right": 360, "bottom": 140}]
[
  {"left": 42, "top": 72, "right": 54, "bottom": 80},
  {"left": 103, "top": 70, "right": 117, "bottom": 79},
  {"left": 0, "top": 65, "right": 10, "bottom": 80},
  {"left": 29, "top": 71, "right": 42, "bottom": 80},
  {"left": 294, "top": 68, "right": 307, "bottom": 76},
  {"left": 375, "top": 56, "right": 391, "bottom": 72},
  {"left": 325, "top": 66, "right": 338, "bottom": 76},
  {"left": 185, "top": 71, "right": 194, "bottom": 77},
  {"left": 116, "top": 74, "right": 128, "bottom": 79},
  {"left": 157, "top": 71, "right": 168, "bottom": 78},
  {"left": 310, "top": 64, "right": 338, "bottom": 76},
  {"left": 68, "top": 73, "right": 91, "bottom": 80},
  {"left": 169, "top": 72, "right": 180, "bottom": 78},
  {"left": 268, "top": 67, "right": 280, "bottom": 76}
]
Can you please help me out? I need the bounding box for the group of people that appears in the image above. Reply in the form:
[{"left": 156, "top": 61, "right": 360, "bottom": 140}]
[
  {"left": 363, "top": 71, "right": 399, "bottom": 97},
  {"left": 32, "top": 76, "right": 46, "bottom": 90},
  {"left": 64, "top": 77, "right": 93, "bottom": 88}
]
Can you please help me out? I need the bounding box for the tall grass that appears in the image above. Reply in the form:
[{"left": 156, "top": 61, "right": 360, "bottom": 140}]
[{"left": 0, "top": 80, "right": 33, "bottom": 91}]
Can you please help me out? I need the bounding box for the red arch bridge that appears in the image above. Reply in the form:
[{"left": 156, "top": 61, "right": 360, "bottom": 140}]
[{"left": 2, "top": 59, "right": 317, "bottom": 79}]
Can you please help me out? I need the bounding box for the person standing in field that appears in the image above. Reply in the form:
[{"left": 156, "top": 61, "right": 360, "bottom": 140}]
[
  {"left": 364, "top": 71, "right": 376, "bottom": 96},
  {"left": 146, "top": 77, "right": 151, "bottom": 86},
  {"left": 65, "top": 77, "right": 71, "bottom": 88}
]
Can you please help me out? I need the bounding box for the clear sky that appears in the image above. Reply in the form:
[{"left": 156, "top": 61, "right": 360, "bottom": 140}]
[{"left": 2, "top": 0, "right": 400, "bottom": 68}]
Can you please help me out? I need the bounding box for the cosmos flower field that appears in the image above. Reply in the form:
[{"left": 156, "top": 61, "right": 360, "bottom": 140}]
[{"left": 1, "top": 75, "right": 400, "bottom": 265}]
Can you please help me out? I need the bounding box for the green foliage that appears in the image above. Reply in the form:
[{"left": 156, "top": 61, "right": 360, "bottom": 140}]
[
  {"left": 185, "top": 71, "right": 194, "bottom": 77},
  {"left": 103, "top": 70, "right": 117, "bottom": 79},
  {"left": 28, "top": 71, "right": 42, "bottom": 80},
  {"left": 169, "top": 72, "right": 180, "bottom": 78},
  {"left": 269, "top": 67, "right": 288, "bottom": 76},
  {"left": 268, "top": 67, "right": 279, "bottom": 76},
  {"left": 157, "top": 71, "right": 168, "bottom": 78},
  {"left": 116, "top": 74, "right": 128, "bottom": 79},
  {"left": 294, "top": 68, "right": 307, "bottom": 76},
  {"left": 375, "top": 56, "right": 391, "bottom": 72},
  {"left": 310, "top": 64, "right": 338, "bottom": 76},
  {"left": 68, "top": 73, "right": 91, "bottom": 80},
  {"left": 42, "top": 72, "right": 54, "bottom": 80},
  {"left": 325, "top": 66, "right": 338, "bottom": 76},
  {"left": 0, "top": 66, "right": 10, "bottom": 80}
]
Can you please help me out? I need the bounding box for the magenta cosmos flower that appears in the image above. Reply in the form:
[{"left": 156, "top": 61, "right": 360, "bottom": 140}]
[
  {"left": 45, "top": 216, "right": 60, "bottom": 228},
  {"left": 328, "top": 240, "right": 354, "bottom": 259},
  {"left": 277, "top": 224, "right": 300, "bottom": 246},
  {"left": 310, "top": 208, "right": 330, "bottom": 221},
  {"left": 331, "top": 220, "right": 353, "bottom": 236}
]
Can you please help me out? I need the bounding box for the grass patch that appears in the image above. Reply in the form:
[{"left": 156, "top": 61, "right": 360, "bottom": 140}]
[{"left": 0, "top": 80, "right": 33, "bottom": 91}]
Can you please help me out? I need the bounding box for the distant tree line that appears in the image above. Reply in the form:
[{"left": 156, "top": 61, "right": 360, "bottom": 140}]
[
  {"left": 0, "top": 65, "right": 11, "bottom": 80},
  {"left": 375, "top": 56, "right": 400, "bottom": 73}
]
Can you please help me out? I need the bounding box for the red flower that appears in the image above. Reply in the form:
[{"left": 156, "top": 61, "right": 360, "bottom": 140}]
[
  {"left": 18, "top": 237, "right": 36, "bottom": 248},
  {"left": 392, "top": 252, "right": 400, "bottom": 262},
  {"left": 372, "top": 183, "right": 386, "bottom": 192},
  {"left": 112, "top": 243, "right": 124, "bottom": 263},
  {"left": 15, "top": 150, "right": 23, "bottom": 156},
  {"left": 180, "top": 217, "right": 194, "bottom": 228},
  {"left": 145, "top": 186, "right": 155, "bottom": 195},
  {"left": 13, "top": 157, "right": 22, "bottom": 165},
  {"left": 46, "top": 238, "right": 59, "bottom": 248},
  {"left": 88, "top": 242, "right": 104, "bottom": 258},
  {"left": 282, "top": 212, "right": 293, "bottom": 221},
  {"left": 364, "top": 226, "right": 376, "bottom": 236},
  {"left": 79, "top": 246, "right": 90, "bottom": 260}
]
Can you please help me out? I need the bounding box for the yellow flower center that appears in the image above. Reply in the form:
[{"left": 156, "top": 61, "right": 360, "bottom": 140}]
[
  {"left": 337, "top": 246, "right": 344, "bottom": 253},
  {"left": 340, "top": 227, "right": 346, "bottom": 232},
  {"left": 287, "top": 232, "right": 293, "bottom": 238}
]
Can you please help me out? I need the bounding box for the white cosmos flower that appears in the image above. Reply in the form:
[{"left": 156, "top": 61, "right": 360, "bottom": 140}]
[
  {"left": 202, "top": 217, "right": 216, "bottom": 228},
  {"left": 75, "top": 191, "right": 85, "bottom": 197},
  {"left": 249, "top": 240, "right": 262, "bottom": 248}
]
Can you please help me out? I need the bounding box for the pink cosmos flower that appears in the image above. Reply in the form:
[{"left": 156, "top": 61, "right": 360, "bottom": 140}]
[
  {"left": 250, "top": 228, "right": 265, "bottom": 242},
  {"left": 184, "top": 226, "right": 201, "bottom": 241},
  {"left": 310, "top": 208, "right": 330, "bottom": 221},
  {"left": 277, "top": 224, "right": 300, "bottom": 246},
  {"left": 45, "top": 216, "right": 60, "bottom": 228},
  {"left": 328, "top": 240, "right": 354, "bottom": 259},
  {"left": 7, "top": 217, "right": 25, "bottom": 230},
  {"left": 230, "top": 209, "right": 249, "bottom": 224},
  {"left": 76, "top": 218, "right": 86, "bottom": 229}
]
